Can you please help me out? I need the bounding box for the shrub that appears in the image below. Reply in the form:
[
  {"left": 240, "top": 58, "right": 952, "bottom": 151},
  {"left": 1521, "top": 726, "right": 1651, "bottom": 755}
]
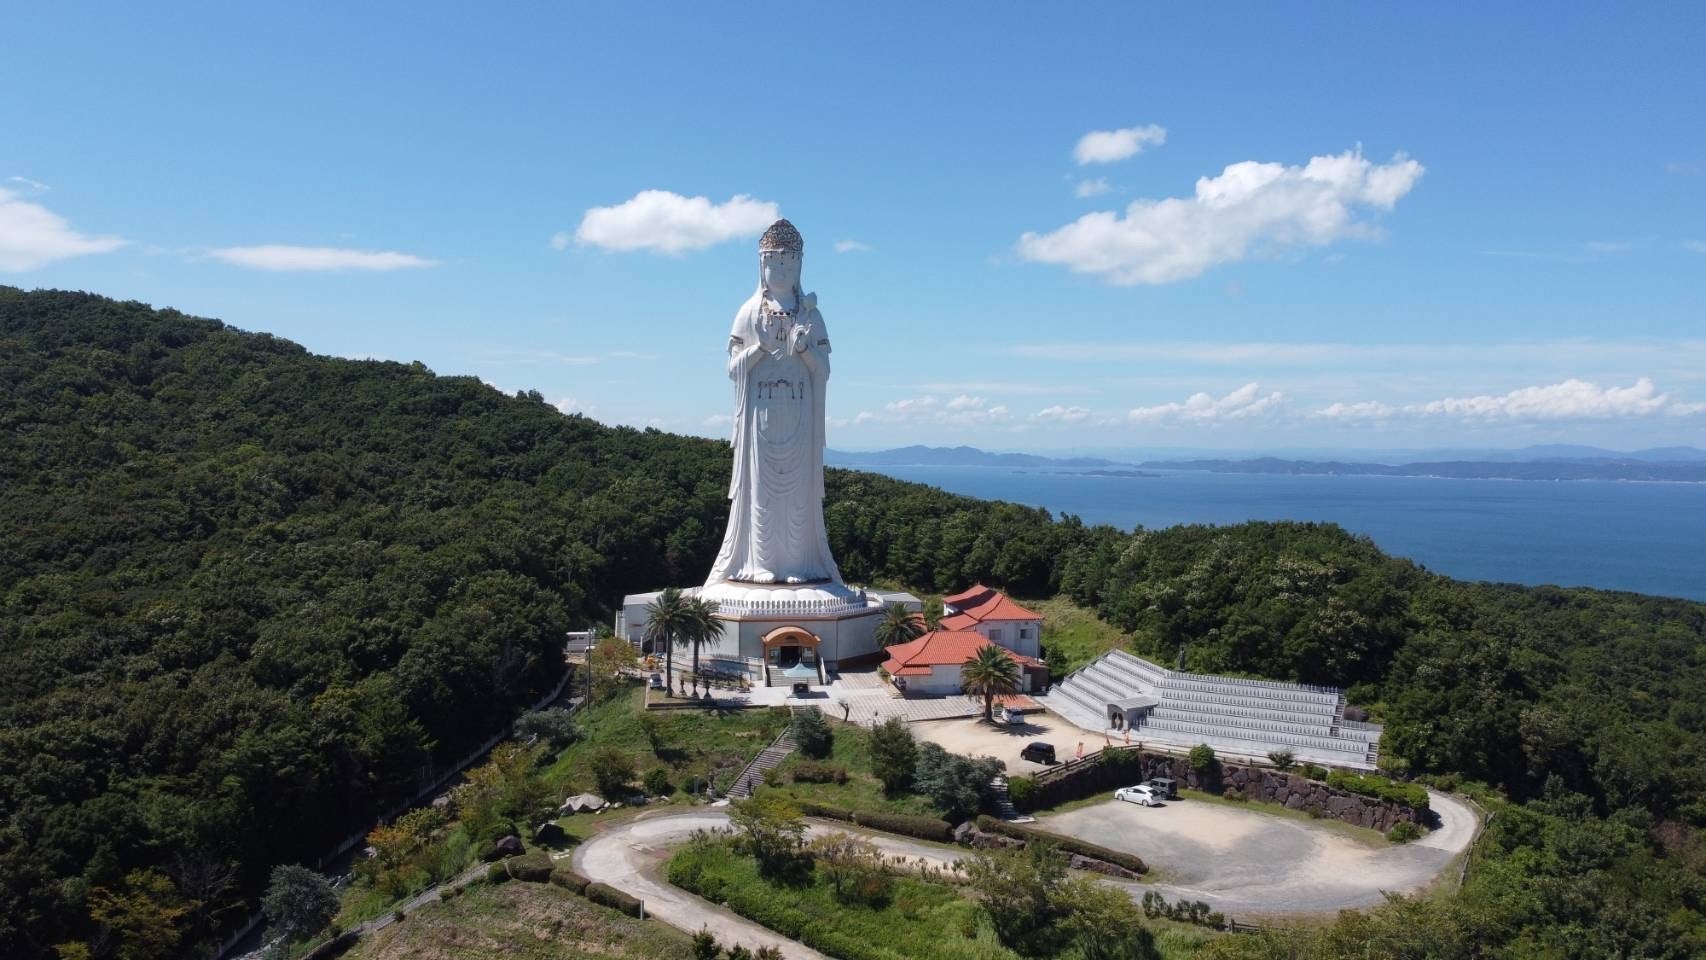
[
  {"left": 867, "top": 718, "right": 918, "bottom": 795},
  {"left": 1387, "top": 821, "right": 1423, "bottom": 843},
  {"left": 692, "top": 928, "right": 721, "bottom": 960},
  {"left": 514, "top": 708, "right": 582, "bottom": 748},
  {"left": 548, "top": 866, "right": 591, "bottom": 894},
  {"left": 1187, "top": 744, "right": 1217, "bottom": 773},
  {"left": 588, "top": 746, "right": 637, "bottom": 798},
  {"left": 1267, "top": 749, "right": 1296, "bottom": 770},
  {"left": 790, "top": 759, "right": 848, "bottom": 784},
  {"left": 586, "top": 881, "right": 645, "bottom": 917},
  {"left": 1006, "top": 775, "right": 1038, "bottom": 811},
  {"left": 796, "top": 800, "right": 852, "bottom": 822},
  {"left": 975, "top": 816, "right": 1147, "bottom": 874},
  {"left": 790, "top": 707, "right": 833, "bottom": 759},
  {"left": 392, "top": 909, "right": 406, "bottom": 923},
  {"left": 1327, "top": 770, "right": 1430, "bottom": 812},
  {"left": 1303, "top": 764, "right": 1329, "bottom": 781},
  {"left": 507, "top": 853, "right": 553, "bottom": 882},
  {"left": 643, "top": 767, "right": 673, "bottom": 796},
  {"left": 915, "top": 743, "right": 1003, "bottom": 822},
  {"left": 851, "top": 810, "right": 954, "bottom": 842}
]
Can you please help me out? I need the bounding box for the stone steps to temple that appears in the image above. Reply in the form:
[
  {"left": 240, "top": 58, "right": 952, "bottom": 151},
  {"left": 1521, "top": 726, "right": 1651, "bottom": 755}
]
[{"left": 727, "top": 727, "right": 796, "bottom": 798}]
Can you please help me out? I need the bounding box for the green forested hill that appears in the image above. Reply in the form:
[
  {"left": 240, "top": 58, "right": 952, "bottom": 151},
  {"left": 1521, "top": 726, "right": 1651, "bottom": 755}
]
[
  {"left": 3, "top": 287, "right": 1704, "bottom": 958},
  {"left": 0, "top": 288, "right": 1107, "bottom": 956}
]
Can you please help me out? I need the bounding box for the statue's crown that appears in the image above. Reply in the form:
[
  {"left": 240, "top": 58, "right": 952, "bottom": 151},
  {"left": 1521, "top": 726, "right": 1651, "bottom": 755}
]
[{"left": 759, "top": 219, "right": 803, "bottom": 254}]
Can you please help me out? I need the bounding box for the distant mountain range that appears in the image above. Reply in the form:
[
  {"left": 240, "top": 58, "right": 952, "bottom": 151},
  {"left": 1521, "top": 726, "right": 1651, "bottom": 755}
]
[
  {"left": 1142, "top": 457, "right": 1706, "bottom": 483},
  {"left": 827, "top": 445, "right": 1126, "bottom": 469},
  {"left": 827, "top": 444, "right": 1706, "bottom": 482}
]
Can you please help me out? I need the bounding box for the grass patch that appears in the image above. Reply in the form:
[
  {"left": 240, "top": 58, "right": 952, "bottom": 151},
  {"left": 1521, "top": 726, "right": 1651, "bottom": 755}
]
[
  {"left": 543, "top": 683, "right": 788, "bottom": 797},
  {"left": 349, "top": 878, "right": 694, "bottom": 960},
  {"left": 759, "top": 722, "right": 946, "bottom": 817},
  {"left": 1030, "top": 596, "right": 1128, "bottom": 673},
  {"left": 668, "top": 838, "right": 1018, "bottom": 960}
]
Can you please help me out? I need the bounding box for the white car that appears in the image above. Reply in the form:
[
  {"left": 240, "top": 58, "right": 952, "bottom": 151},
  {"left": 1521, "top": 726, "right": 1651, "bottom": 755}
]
[{"left": 1113, "top": 784, "right": 1162, "bottom": 807}]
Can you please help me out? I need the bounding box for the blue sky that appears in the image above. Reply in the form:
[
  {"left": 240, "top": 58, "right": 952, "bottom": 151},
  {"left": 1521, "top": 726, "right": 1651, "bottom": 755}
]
[{"left": 4, "top": 3, "right": 1705, "bottom": 452}]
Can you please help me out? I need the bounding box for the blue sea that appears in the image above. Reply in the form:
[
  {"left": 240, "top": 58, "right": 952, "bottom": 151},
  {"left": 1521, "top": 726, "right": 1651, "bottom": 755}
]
[{"left": 862, "top": 465, "right": 1706, "bottom": 602}]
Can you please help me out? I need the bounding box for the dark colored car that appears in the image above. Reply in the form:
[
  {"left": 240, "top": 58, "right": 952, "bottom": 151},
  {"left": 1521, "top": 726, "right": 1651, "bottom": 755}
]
[{"left": 1020, "top": 741, "right": 1057, "bottom": 764}]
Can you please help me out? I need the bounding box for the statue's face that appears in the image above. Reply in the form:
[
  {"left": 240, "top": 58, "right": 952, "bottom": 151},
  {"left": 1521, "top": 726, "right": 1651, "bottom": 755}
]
[{"left": 761, "top": 250, "right": 801, "bottom": 294}]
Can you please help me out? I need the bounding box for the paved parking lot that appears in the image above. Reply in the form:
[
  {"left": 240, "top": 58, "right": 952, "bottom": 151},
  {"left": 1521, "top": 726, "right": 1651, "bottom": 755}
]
[
  {"left": 911, "top": 713, "right": 1097, "bottom": 772},
  {"left": 1040, "top": 791, "right": 1476, "bottom": 915}
]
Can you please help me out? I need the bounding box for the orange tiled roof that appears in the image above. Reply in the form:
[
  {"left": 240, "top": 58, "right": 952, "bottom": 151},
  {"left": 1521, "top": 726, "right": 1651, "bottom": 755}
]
[
  {"left": 882, "top": 629, "right": 1041, "bottom": 677},
  {"left": 941, "top": 583, "right": 1043, "bottom": 624}
]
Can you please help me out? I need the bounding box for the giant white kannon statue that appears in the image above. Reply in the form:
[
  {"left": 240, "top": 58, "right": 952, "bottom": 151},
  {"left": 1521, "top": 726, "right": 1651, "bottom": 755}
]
[{"left": 706, "top": 219, "right": 844, "bottom": 587}]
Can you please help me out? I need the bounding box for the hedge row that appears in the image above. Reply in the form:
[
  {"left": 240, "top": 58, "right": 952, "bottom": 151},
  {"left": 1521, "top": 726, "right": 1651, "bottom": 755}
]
[
  {"left": 1326, "top": 770, "right": 1429, "bottom": 812},
  {"left": 487, "top": 852, "right": 553, "bottom": 884},
  {"left": 975, "top": 816, "right": 1147, "bottom": 874},
  {"left": 796, "top": 801, "right": 954, "bottom": 842},
  {"left": 548, "top": 865, "right": 591, "bottom": 894},
  {"left": 586, "top": 881, "right": 645, "bottom": 917}
]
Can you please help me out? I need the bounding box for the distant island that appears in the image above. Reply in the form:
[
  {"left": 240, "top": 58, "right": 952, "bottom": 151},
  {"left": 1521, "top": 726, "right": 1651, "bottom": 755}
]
[
  {"left": 1143, "top": 456, "right": 1706, "bottom": 483},
  {"left": 827, "top": 444, "right": 1706, "bottom": 482},
  {"left": 827, "top": 445, "right": 1129, "bottom": 469}
]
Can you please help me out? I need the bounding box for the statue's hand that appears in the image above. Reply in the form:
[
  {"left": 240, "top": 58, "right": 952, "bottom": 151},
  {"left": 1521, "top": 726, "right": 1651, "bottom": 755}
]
[{"left": 790, "top": 323, "right": 811, "bottom": 353}]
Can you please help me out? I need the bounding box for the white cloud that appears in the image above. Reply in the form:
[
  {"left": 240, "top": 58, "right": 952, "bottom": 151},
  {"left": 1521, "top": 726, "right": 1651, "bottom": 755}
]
[
  {"left": 550, "top": 231, "right": 571, "bottom": 251},
  {"left": 1408, "top": 378, "right": 1672, "bottom": 420},
  {"left": 1073, "top": 177, "right": 1111, "bottom": 198},
  {"left": 1316, "top": 378, "right": 1704, "bottom": 422},
  {"left": 478, "top": 348, "right": 599, "bottom": 366},
  {"left": 703, "top": 413, "right": 734, "bottom": 427},
  {"left": 1018, "top": 149, "right": 1424, "bottom": 285},
  {"left": 6, "top": 176, "right": 50, "bottom": 191},
  {"left": 834, "top": 239, "right": 871, "bottom": 253},
  {"left": 209, "top": 245, "right": 436, "bottom": 272},
  {"left": 574, "top": 190, "right": 778, "bottom": 254},
  {"left": 554, "top": 396, "right": 596, "bottom": 416},
  {"left": 1034, "top": 404, "right": 1092, "bottom": 423},
  {"left": 0, "top": 186, "right": 126, "bottom": 271},
  {"left": 850, "top": 394, "right": 1011, "bottom": 427},
  {"left": 1074, "top": 124, "right": 1167, "bottom": 165},
  {"left": 1314, "top": 400, "right": 1397, "bottom": 421},
  {"left": 1128, "top": 383, "right": 1284, "bottom": 422},
  {"left": 1685, "top": 240, "right": 1706, "bottom": 254},
  {"left": 915, "top": 380, "right": 1099, "bottom": 397}
]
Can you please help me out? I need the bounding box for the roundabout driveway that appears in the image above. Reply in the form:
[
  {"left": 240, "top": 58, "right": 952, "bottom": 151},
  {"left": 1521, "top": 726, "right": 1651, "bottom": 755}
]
[
  {"left": 575, "top": 791, "right": 1477, "bottom": 948},
  {"left": 1040, "top": 789, "right": 1477, "bottom": 915}
]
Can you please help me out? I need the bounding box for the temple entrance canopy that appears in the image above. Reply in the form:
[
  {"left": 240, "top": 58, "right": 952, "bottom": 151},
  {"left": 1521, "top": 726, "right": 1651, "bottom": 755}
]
[{"left": 761, "top": 626, "right": 824, "bottom": 683}]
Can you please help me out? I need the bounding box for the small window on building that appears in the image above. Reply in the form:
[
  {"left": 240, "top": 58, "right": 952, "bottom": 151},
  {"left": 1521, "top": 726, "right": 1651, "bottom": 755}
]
[
  {"left": 1019, "top": 627, "right": 1032, "bottom": 640},
  {"left": 988, "top": 628, "right": 1004, "bottom": 644}
]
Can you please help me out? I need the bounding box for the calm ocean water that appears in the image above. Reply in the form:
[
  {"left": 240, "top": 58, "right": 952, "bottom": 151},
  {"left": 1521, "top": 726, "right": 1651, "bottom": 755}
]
[{"left": 863, "top": 465, "right": 1706, "bottom": 602}]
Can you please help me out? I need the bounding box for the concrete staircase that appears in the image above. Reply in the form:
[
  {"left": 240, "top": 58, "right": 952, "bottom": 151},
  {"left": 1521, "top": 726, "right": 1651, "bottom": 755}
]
[
  {"left": 726, "top": 725, "right": 797, "bottom": 798},
  {"left": 1039, "top": 650, "right": 1383, "bottom": 771},
  {"left": 988, "top": 773, "right": 1034, "bottom": 823}
]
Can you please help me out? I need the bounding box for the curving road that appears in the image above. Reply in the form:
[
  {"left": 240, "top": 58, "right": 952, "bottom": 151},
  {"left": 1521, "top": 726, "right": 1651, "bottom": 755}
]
[{"left": 576, "top": 791, "right": 1477, "bottom": 953}]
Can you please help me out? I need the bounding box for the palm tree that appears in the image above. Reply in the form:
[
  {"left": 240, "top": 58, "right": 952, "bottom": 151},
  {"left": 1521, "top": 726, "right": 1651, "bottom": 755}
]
[
  {"left": 874, "top": 602, "right": 926, "bottom": 649},
  {"left": 684, "top": 595, "right": 722, "bottom": 698},
  {"left": 642, "top": 587, "right": 694, "bottom": 696},
  {"left": 962, "top": 645, "right": 1021, "bottom": 724}
]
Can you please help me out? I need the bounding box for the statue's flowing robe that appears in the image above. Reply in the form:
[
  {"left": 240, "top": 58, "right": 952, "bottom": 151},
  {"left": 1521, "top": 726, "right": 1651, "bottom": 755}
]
[{"left": 707, "top": 291, "right": 841, "bottom": 585}]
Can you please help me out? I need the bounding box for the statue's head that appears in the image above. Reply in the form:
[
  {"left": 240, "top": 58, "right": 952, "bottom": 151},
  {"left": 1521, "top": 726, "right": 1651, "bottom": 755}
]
[{"left": 758, "top": 219, "right": 803, "bottom": 295}]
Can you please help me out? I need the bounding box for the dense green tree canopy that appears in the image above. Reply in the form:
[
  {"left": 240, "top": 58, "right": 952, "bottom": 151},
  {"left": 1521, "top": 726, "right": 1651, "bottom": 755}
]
[
  {"left": 4, "top": 287, "right": 1703, "bottom": 957},
  {"left": 0, "top": 288, "right": 1109, "bottom": 957}
]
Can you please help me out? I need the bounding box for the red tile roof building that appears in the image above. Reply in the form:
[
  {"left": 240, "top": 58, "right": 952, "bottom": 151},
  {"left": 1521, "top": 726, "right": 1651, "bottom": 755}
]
[
  {"left": 881, "top": 629, "right": 1045, "bottom": 695},
  {"left": 940, "top": 584, "right": 1044, "bottom": 658}
]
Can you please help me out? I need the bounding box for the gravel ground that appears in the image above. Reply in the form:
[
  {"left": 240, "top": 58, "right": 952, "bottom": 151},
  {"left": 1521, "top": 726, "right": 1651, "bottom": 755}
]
[{"left": 1041, "top": 789, "right": 1477, "bottom": 916}]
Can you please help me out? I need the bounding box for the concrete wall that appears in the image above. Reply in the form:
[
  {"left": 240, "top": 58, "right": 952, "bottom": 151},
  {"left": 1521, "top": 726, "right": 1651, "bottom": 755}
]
[{"left": 973, "top": 619, "right": 1042, "bottom": 659}]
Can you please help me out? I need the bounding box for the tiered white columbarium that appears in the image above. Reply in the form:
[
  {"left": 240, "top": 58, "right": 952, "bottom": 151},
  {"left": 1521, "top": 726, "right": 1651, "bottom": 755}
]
[{"left": 617, "top": 220, "right": 917, "bottom": 685}]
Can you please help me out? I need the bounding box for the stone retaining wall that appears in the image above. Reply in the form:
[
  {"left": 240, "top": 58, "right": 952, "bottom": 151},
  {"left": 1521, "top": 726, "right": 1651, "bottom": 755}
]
[{"left": 1021, "top": 748, "right": 1425, "bottom": 832}]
